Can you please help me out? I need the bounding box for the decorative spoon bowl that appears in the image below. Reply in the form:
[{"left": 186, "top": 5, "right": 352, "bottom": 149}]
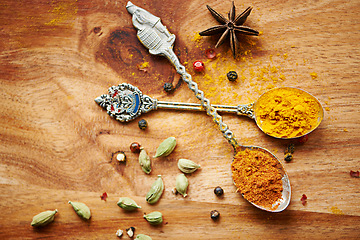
[{"left": 95, "top": 84, "right": 324, "bottom": 140}]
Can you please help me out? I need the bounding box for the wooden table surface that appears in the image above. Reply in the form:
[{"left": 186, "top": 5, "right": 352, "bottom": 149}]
[{"left": 0, "top": 0, "right": 359, "bottom": 239}]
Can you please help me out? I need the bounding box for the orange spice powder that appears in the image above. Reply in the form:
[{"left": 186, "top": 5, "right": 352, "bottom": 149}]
[{"left": 231, "top": 148, "right": 283, "bottom": 210}]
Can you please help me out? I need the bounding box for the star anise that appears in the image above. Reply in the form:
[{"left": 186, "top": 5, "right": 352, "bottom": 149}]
[{"left": 199, "top": 2, "right": 259, "bottom": 58}]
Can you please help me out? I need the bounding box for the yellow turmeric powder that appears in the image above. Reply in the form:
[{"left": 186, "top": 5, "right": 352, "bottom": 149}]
[
  {"left": 255, "top": 88, "right": 322, "bottom": 138},
  {"left": 231, "top": 148, "right": 283, "bottom": 210}
]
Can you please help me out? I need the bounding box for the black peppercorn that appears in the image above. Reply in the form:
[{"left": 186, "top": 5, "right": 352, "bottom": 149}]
[
  {"left": 163, "top": 82, "right": 174, "bottom": 92},
  {"left": 285, "top": 143, "right": 295, "bottom": 154},
  {"left": 214, "top": 186, "right": 224, "bottom": 196},
  {"left": 227, "top": 71, "right": 238, "bottom": 81},
  {"left": 138, "top": 119, "right": 148, "bottom": 130},
  {"left": 130, "top": 142, "right": 141, "bottom": 153},
  {"left": 284, "top": 153, "right": 293, "bottom": 162},
  {"left": 210, "top": 210, "right": 220, "bottom": 220}
]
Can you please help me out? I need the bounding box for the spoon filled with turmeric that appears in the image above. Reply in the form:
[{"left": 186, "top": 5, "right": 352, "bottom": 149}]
[{"left": 95, "top": 85, "right": 324, "bottom": 140}]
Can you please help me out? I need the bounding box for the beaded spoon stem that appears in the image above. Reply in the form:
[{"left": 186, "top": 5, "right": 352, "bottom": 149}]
[
  {"left": 125, "top": 1, "right": 290, "bottom": 212},
  {"left": 95, "top": 84, "right": 323, "bottom": 139}
]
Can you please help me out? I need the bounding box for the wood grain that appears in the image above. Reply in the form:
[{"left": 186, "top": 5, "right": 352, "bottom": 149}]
[{"left": 0, "top": 0, "right": 359, "bottom": 239}]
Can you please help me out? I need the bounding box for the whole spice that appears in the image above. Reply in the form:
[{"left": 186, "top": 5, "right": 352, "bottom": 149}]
[
  {"left": 227, "top": 71, "right": 238, "bottom": 81},
  {"left": 130, "top": 142, "right": 141, "bottom": 153},
  {"left": 205, "top": 48, "right": 216, "bottom": 59},
  {"left": 146, "top": 175, "right": 164, "bottom": 204},
  {"left": 284, "top": 153, "right": 293, "bottom": 162},
  {"left": 117, "top": 197, "right": 142, "bottom": 211},
  {"left": 199, "top": 2, "right": 259, "bottom": 58},
  {"left": 136, "top": 234, "right": 152, "bottom": 240},
  {"left": 116, "top": 151, "right": 126, "bottom": 162},
  {"left": 214, "top": 186, "right": 224, "bottom": 196},
  {"left": 177, "top": 158, "right": 201, "bottom": 173},
  {"left": 210, "top": 210, "right": 220, "bottom": 220},
  {"left": 139, "top": 147, "right": 151, "bottom": 174},
  {"left": 193, "top": 60, "right": 205, "bottom": 72},
  {"left": 138, "top": 119, "right": 148, "bottom": 130},
  {"left": 231, "top": 148, "right": 283, "bottom": 210},
  {"left": 126, "top": 227, "right": 135, "bottom": 238},
  {"left": 143, "top": 211, "right": 163, "bottom": 225},
  {"left": 154, "top": 137, "right": 176, "bottom": 158},
  {"left": 163, "top": 82, "right": 174, "bottom": 92},
  {"left": 31, "top": 209, "right": 58, "bottom": 227},
  {"left": 255, "top": 88, "right": 322, "bottom": 138},
  {"left": 284, "top": 143, "right": 295, "bottom": 162},
  {"left": 116, "top": 229, "right": 123, "bottom": 238},
  {"left": 285, "top": 144, "right": 295, "bottom": 154},
  {"left": 175, "top": 173, "right": 189, "bottom": 197},
  {"left": 68, "top": 201, "right": 91, "bottom": 220}
]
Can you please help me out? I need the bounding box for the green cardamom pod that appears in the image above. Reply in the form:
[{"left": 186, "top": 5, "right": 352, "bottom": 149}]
[
  {"left": 145, "top": 175, "right": 164, "bottom": 204},
  {"left": 31, "top": 209, "right": 58, "bottom": 227},
  {"left": 68, "top": 201, "right": 91, "bottom": 220},
  {"left": 136, "top": 234, "right": 152, "bottom": 240},
  {"left": 154, "top": 137, "right": 176, "bottom": 158},
  {"left": 143, "top": 211, "right": 163, "bottom": 225},
  {"left": 176, "top": 173, "right": 189, "bottom": 197},
  {"left": 177, "top": 158, "right": 201, "bottom": 173},
  {"left": 117, "top": 197, "right": 142, "bottom": 211},
  {"left": 139, "top": 147, "right": 151, "bottom": 174}
]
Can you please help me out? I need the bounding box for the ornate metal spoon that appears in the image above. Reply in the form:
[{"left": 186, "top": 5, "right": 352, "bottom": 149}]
[
  {"left": 122, "top": 1, "right": 290, "bottom": 212},
  {"left": 95, "top": 84, "right": 323, "bottom": 140}
]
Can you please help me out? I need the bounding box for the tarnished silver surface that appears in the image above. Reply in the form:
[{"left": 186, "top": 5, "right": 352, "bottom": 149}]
[
  {"left": 126, "top": 1, "right": 291, "bottom": 212},
  {"left": 95, "top": 83, "right": 256, "bottom": 122},
  {"left": 95, "top": 83, "right": 156, "bottom": 122},
  {"left": 126, "top": 1, "right": 182, "bottom": 72}
]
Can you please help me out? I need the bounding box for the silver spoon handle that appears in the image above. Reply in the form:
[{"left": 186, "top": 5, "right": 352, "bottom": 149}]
[
  {"left": 176, "top": 64, "right": 239, "bottom": 148},
  {"left": 157, "top": 100, "right": 255, "bottom": 118}
]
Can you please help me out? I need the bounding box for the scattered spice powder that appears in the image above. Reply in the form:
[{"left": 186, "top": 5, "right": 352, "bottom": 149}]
[
  {"left": 350, "top": 170, "right": 359, "bottom": 178},
  {"left": 100, "top": 192, "right": 108, "bottom": 201},
  {"left": 300, "top": 194, "right": 307, "bottom": 206},
  {"left": 231, "top": 148, "right": 283, "bottom": 210},
  {"left": 255, "top": 88, "right": 322, "bottom": 138},
  {"left": 330, "top": 206, "right": 344, "bottom": 215}
]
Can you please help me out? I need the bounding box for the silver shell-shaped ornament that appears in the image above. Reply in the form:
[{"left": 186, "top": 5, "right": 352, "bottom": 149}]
[{"left": 126, "top": 1, "right": 183, "bottom": 72}]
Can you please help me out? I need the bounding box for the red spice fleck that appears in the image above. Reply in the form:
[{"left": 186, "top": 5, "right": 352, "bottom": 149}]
[
  {"left": 205, "top": 48, "right": 216, "bottom": 59},
  {"left": 350, "top": 170, "right": 359, "bottom": 178},
  {"left": 111, "top": 105, "right": 115, "bottom": 111},
  {"left": 193, "top": 60, "right": 205, "bottom": 72},
  {"left": 297, "top": 135, "right": 309, "bottom": 144},
  {"left": 100, "top": 192, "right": 108, "bottom": 201},
  {"left": 130, "top": 142, "right": 141, "bottom": 153},
  {"left": 300, "top": 194, "right": 307, "bottom": 206}
]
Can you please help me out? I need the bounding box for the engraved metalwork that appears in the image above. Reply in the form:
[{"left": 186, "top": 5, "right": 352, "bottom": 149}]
[
  {"left": 95, "top": 83, "right": 256, "bottom": 122},
  {"left": 126, "top": 1, "right": 182, "bottom": 73},
  {"left": 237, "top": 103, "right": 255, "bottom": 119},
  {"left": 95, "top": 83, "right": 157, "bottom": 122},
  {"left": 126, "top": 2, "right": 291, "bottom": 212}
]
